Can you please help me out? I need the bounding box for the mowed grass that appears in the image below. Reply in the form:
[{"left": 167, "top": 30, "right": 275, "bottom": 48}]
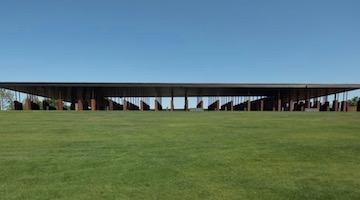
[{"left": 0, "top": 112, "right": 360, "bottom": 200}]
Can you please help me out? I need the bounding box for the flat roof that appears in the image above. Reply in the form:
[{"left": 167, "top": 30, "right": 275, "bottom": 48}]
[
  {"left": 1, "top": 82, "right": 359, "bottom": 101},
  {"left": 1, "top": 82, "right": 360, "bottom": 88}
]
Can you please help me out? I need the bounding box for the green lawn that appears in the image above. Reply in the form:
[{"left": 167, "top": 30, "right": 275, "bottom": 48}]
[{"left": 0, "top": 112, "right": 360, "bottom": 200}]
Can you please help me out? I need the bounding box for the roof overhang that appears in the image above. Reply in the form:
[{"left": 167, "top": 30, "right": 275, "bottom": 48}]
[{"left": 1, "top": 82, "right": 359, "bottom": 102}]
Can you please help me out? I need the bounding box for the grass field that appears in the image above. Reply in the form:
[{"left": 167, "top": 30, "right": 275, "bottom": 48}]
[{"left": 0, "top": 112, "right": 360, "bottom": 200}]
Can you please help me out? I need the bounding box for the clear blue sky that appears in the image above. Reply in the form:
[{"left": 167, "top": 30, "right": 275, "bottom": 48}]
[{"left": 1, "top": 0, "right": 359, "bottom": 83}]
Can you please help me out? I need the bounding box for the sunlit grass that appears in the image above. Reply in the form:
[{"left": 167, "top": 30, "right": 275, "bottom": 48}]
[{"left": 0, "top": 111, "right": 360, "bottom": 199}]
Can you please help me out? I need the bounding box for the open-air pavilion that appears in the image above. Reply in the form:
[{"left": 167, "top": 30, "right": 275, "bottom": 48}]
[{"left": 1, "top": 82, "right": 359, "bottom": 112}]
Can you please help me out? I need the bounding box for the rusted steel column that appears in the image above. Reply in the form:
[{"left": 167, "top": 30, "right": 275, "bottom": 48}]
[
  {"left": 170, "top": 96, "right": 174, "bottom": 111},
  {"left": 123, "top": 99, "right": 128, "bottom": 111},
  {"left": 77, "top": 100, "right": 83, "bottom": 111},
  {"left": 154, "top": 99, "right": 158, "bottom": 111},
  {"left": 277, "top": 99, "right": 282, "bottom": 111},
  {"left": 344, "top": 101, "right": 348, "bottom": 112},
  {"left": 108, "top": 100, "right": 114, "bottom": 111},
  {"left": 333, "top": 100, "right": 338, "bottom": 111},
  {"left": 316, "top": 101, "right": 321, "bottom": 111},
  {"left": 260, "top": 100, "right": 264, "bottom": 111},
  {"left": 90, "top": 99, "right": 96, "bottom": 111},
  {"left": 305, "top": 100, "right": 311, "bottom": 109},
  {"left": 299, "top": 102, "right": 304, "bottom": 111},
  {"left": 140, "top": 100, "right": 144, "bottom": 111},
  {"left": 289, "top": 99, "right": 294, "bottom": 112},
  {"left": 24, "top": 99, "right": 32, "bottom": 110},
  {"left": 55, "top": 99, "right": 63, "bottom": 111},
  {"left": 341, "top": 101, "right": 347, "bottom": 112},
  {"left": 155, "top": 99, "right": 160, "bottom": 111},
  {"left": 323, "top": 101, "right": 329, "bottom": 111},
  {"left": 272, "top": 98, "right": 276, "bottom": 111}
]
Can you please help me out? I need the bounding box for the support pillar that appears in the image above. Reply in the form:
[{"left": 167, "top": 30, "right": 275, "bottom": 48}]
[
  {"left": 341, "top": 101, "right": 347, "bottom": 112},
  {"left": 139, "top": 100, "right": 150, "bottom": 111},
  {"left": 170, "top": 96, "right": 174, "bottom": 111},
  {"left": 154, "top": 99, "right": 158, "bottom": 111},
  {"left": 123, "top": 99, "right": 128, "bottom": 111},
  {"left": 272, "top": 98, "right": 276, "bottom": 111},
  {"left": 140, "top": 100, "right": 144, "bottom": 111},
  {"left": 91, "top": 99, "right": 96, "bottom": 111},
  {"left": 333, "top": 100, "right": 338, "bottom": 111},
  {"left": 247, "top": 100, "right": 251, "bottom": 111},
  {"left": 305, "top": 99, "right": 311, "bottom": 109},
  {"left": 24, "top": 99, "right": 31, "bottom": 110},
  {"left": 184, "top": 95, "right": 188, "bottom": 111},
  {"left": 277, "top": 99, "right": 282, "bottom": 111},
  {"left": 260, "top": 100, "right": 264, "bottom": 111},
  {"left": 316, "top": 101, "right": 321, "bottom": 111},
  {"left": 322, "top": 101, "right": 329, "bottom": 111},
  {"left": 289, "top": 99, "right": 294, "bottom": 112},
  {"left": 77, "top": 100, "right": 83, "bottom": 111},
  {"left": 230, "top": 101, "right": 233, "bottom": 111},
  {"left": 55, "top": 99, "right": 63, "bottom": 111},
  {"left": 357, "top": 100, "right": 360, "bottom": 112},
  {"left": 108, "top": 100, "right": 114, "bottom": 111},
  {"left": 155, "top": 99, "right": 161, "bottom": 111}
]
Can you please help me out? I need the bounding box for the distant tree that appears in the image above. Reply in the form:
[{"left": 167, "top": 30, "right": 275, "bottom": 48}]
[
  {"left": 0, "top": 89, "right": 15, "bottom": 110},
  {"left": 348, "top": 96, "right": 359, "bottom": 106}
]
